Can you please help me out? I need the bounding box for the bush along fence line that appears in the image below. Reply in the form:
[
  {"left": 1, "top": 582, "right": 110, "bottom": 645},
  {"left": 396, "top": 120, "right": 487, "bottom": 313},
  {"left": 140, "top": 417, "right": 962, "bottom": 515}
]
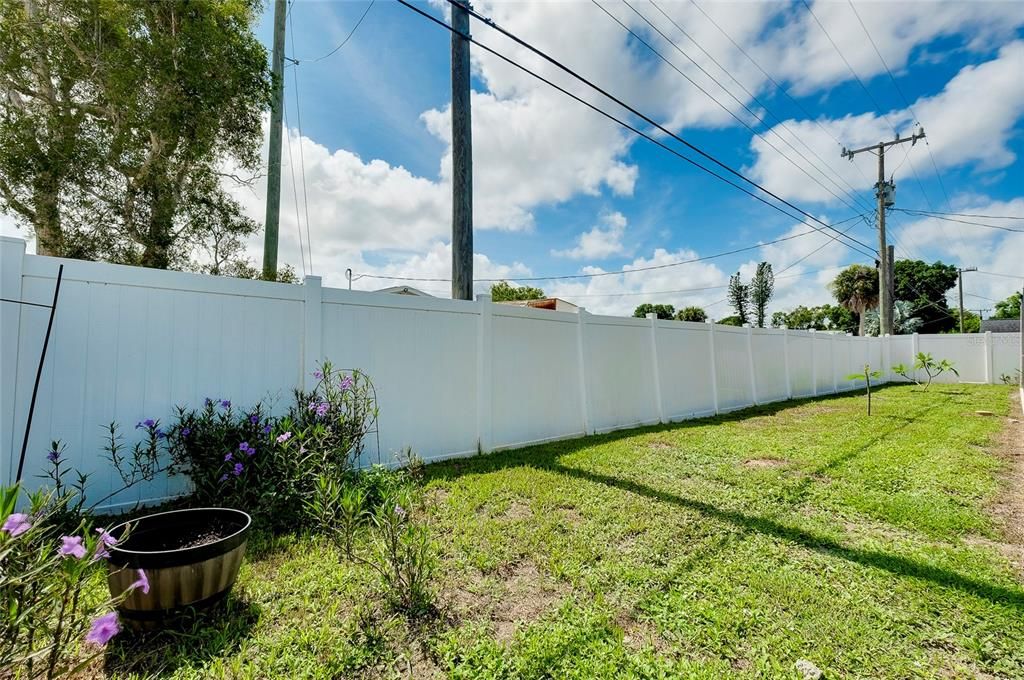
[{"left": 1, "top": 236, "right": 1020, "bottom": 508}]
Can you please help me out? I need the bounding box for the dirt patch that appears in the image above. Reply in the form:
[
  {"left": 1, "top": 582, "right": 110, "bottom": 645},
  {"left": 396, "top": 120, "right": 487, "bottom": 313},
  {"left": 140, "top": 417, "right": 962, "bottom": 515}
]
[
  {"left": 617, "top": 612, "right": 671, "bottom": 654},
  {"left": 442, "top": 560, "right": 570, "bottom": 643},
  {"left": 647, "top": 439, "right": 675, "bottom": 451},
  {"left": 742, "top": 458, "right": 790, "bottom": 469},
  {"left": 500, "top": 500, "right": 532, "bottom": 521},
  {"left": 986, "top": 391, "right": 1024, "bottom": 578}
]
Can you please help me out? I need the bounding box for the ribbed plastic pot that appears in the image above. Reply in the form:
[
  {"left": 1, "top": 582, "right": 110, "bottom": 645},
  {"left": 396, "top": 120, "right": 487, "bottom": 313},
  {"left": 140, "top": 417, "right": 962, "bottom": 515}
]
[{"left": 106, "top": 507, "right": 251, "bottom": 630}]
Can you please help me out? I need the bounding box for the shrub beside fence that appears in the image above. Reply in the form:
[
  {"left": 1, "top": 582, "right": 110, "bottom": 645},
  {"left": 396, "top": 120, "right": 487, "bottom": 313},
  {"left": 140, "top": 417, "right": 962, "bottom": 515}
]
[{"left": 1, "top": 237, "right": 1019, "bottom": 508}]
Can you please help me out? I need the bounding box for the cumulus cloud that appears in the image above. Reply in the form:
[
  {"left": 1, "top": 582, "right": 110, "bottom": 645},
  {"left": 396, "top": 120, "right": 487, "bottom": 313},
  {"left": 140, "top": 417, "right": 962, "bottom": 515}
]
[
  {"left": 552, "top": 211, "right": 630, "bottom": 260},
  {"left": 747, "top": 42, "right": 1024, "bottom": 204}
]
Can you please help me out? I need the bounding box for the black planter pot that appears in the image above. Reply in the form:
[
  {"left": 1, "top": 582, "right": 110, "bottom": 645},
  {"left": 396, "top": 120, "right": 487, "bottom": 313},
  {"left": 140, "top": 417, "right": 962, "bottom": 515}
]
[{"left": 106, "top": 507, "right": 251, "bottom": 629}]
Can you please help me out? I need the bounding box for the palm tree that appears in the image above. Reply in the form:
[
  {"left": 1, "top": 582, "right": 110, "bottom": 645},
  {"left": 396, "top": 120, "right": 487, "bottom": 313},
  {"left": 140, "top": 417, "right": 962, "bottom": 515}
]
[{"left": 829, "top": 264, "right": 879, "bottom": 336}]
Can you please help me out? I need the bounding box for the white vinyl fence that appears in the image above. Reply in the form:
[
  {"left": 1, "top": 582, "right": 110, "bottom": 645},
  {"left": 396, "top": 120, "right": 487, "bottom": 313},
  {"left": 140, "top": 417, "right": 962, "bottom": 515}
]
[{"left": 1, "top": 237, "right": 1019, "bottom": 508}]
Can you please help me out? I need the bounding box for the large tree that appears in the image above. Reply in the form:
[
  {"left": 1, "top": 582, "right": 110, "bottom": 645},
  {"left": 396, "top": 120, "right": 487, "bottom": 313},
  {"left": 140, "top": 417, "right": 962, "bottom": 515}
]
[
  {"left": 727, "top": 273, "right": 750, "bottom": 325},
  {"left": 633, "top": 303, "right": 675, "bottom": 320},
  {"left": 830, "top": 264, "right": 879, "bottom": 336},
  {"left": 0, "top": 0, "right": 271, "bottom": 271},
  {"left": 749, "top": 261, "right": 774, "bottom": 328},
  {"left": 771, "top": 304, "right": 856, "bottom": 333},
  {"left": 675, "top": 306, "right": 707, "bottom": 322},
  {"left": 892, "top": 260, "right": 958, "bottom": 334},
  {"left": 993, "top": 291, "right": 1022, "bottom": 320},
  {"left": 490, "top": 281, "right": 545, "bottom": 302}
]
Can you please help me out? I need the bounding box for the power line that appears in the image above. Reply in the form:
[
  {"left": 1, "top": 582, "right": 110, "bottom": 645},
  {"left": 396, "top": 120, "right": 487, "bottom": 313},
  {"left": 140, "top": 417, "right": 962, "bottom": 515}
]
[
  {"left": 976, "top": 270, "right": 1024, "bottom": 281},
  {"left": 801, "top": 0, "right": 899, "bottom": 134},
  {"left": 352, "top": 214, "right": 867, "bottom": 284},
  {"left": 777, "top": 214, "right": 870, "bottom": 275},
  {"left": 597, "top": 0, "right": 873, "bottom": 217},
  {"left": 426, "top": 0, "right": 878, "bottom": 257},
  {"left": 395, "top": 0, "right": 875, "bottom": 262},
  {"left": 287, "top": 0, "right": 375, "bottom": 64},
  {"left": 288, "top": 7, "right": 315, "bottom": 273},
  {"left": 892, "top": 209, "right": 1024, "bottom": 233},
  {"left": 895, "top": 208, "right": 1024, "bottom": 221},
  {"left": 282, "top": 104, "right": 307, "bottom": 277}
]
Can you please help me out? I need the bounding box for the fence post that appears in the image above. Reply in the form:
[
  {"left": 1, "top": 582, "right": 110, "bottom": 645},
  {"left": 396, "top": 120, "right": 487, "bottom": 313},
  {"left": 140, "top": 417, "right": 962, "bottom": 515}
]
[
  {"left": 831, "top": 333, "right": 839, "bottom": 393},
  {"left": 576, "top": 308, "right": 591, "bottom": 435},
  {"left": 745, "top": 324, "right": 758, "bottom": 405},
  {"left": 476, "top": 294, "right": 494, "bottom": 453},
  {"left": 646, "top": 314, "right": 665, "bottom": 423},
  {"left": 302, "top": 275, "right": 323, "bottom": 390},
  {"left": 809, "top": 329, "right": 818, "bottom": 397},
  {"left": 782, "top": 327, "right": 792, "bottom": 400},
  {"left": 0, "top": 237, "right": 26, "bottom": 485},
  {"left": 883, "top": 334, "right": 891, "bottom": 384},
  {"left": 706, "top": 320, "right": 719, "bottom": 414},
  {"left": 984, "top": 331, "right": 993, "bottom": 384}
]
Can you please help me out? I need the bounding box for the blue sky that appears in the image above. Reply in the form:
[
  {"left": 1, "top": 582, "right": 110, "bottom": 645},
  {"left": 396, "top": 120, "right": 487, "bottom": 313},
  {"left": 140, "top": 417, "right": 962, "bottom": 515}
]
[{"left": 12, "top": 0, "right": 1019, "bottom": 317}]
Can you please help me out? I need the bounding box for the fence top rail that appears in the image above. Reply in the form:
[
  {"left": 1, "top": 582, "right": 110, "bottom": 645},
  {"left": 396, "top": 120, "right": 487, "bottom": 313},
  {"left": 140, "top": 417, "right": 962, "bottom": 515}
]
[
  {"left": 320, "top": 287, "right": 479, "bottom": 315},
  {"left": 21, "top": 253, "right": 306, "bottom": 303}
]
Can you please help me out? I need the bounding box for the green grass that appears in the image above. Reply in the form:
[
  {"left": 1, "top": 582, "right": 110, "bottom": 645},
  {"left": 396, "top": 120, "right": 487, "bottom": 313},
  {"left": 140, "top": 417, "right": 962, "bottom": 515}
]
[{"left": 102, "top": 384, "right": 1024, "bottom": 679}]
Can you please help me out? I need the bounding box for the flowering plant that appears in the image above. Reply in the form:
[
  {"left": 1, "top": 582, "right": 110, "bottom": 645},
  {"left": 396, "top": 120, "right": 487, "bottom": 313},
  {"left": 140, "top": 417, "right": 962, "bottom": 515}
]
[{"left": 0, "top": 484, "right": 146, "bottom": 678}]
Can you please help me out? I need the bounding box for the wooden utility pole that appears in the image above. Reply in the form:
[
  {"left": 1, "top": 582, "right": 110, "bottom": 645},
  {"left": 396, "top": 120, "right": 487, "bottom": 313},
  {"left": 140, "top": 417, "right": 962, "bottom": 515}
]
[
  {"left": 841, "top": 127, "right": 925, "bottom": 336},
  {"left": 450, "top": 1, "right": 474, "bottom": 300},
  {"left": 957, "top": 266, "right": 977, "bottom": 333},
  {"left": 262, "top": 0, "right": 287, "bottom": 281}
]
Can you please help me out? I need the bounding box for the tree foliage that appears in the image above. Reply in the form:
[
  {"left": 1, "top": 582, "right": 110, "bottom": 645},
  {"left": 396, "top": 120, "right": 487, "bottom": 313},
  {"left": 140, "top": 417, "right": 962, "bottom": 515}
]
[
  {"left": 749, "top": 262, "right": 774, "bottom": 328},
  {"left": 490, "top": 281, "right": 545, "bottom": 302},
  {"left": 830, "top": 264, "right": 879, "bottom": 336},
  {"left": 633, "top": 303, "right": 675, "bottom": 320},
  {"left": 771, "top": 304, "right": 856, "bottom": 333},
  {"left": 892, "top": 260, "right": 958, "bottom": 334},
  {"left": 993, "top": 291, "right": 1022, "bottom": 320},
  {"left": 675, "top": 306, "right": 707, "bottom": 322},
  {"left": 862, "top": 300, "right": 924, "bottom": 336},
  {"left": 717, "top": 315, "right": 743, "bottom": 327},
  {"left": 727, "top": 273, "right": 750, "bottom": 325},
  {"left": 0, "top": 0, "right": 271, "bottom": 273}
]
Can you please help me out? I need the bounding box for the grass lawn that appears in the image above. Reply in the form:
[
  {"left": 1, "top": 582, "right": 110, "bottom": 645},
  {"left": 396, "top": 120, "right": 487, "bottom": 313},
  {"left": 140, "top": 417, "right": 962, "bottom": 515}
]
[{"left": 101, "top": 384, "right": 1024, "bottom": 679}]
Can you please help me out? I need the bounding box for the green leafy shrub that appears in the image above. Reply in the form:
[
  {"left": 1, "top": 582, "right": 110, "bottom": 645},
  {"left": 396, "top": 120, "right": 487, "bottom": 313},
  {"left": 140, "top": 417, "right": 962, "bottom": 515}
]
[
  {"left": 892, "top": 353, "right": 959, "bottom": 390},
  {"left": 846, "top": 364, "right": 884, "bottom": 414},
  {"left": 166, "top": 362, "right": 379, "bottom": 529}
]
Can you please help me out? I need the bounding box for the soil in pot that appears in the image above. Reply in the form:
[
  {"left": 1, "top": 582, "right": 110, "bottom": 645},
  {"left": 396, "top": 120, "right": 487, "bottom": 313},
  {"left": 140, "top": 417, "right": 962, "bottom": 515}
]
[{"left": 125, "top": 516, "right": 239, "bottom": 552}]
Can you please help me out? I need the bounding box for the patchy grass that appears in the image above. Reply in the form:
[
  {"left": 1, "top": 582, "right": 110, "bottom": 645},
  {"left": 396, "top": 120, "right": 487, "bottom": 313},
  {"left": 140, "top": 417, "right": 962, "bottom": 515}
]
[{"left": 99, "top": 385, "right": 1024, "bottom": 678}]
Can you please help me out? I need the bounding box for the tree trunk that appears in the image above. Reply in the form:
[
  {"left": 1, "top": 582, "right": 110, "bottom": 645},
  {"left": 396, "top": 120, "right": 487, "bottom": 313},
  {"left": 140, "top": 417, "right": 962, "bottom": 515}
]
[
  {"left": 32, "top": 170, "right": 63, "bottom": 256},
  {"left": 139, "top": 179, "right": 176, "bottom": 269}
]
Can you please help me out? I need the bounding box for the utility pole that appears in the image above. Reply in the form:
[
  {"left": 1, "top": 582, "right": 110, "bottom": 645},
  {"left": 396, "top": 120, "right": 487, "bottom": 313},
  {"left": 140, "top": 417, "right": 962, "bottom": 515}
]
[
  {"left": 841, "top": 127, "right": 925, "bottom": 336},
  {"left": 957, "top": 266, "right": 977, "bottom": 334},
  {"left": 450, "top": 1, "right": 474, "bottom": 300},
  {"left": 262, "top": 0, "right": 287, "bottom": 281}
]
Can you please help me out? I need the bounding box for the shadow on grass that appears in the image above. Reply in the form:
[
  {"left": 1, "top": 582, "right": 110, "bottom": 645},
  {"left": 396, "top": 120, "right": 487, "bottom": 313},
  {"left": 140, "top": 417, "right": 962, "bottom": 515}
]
[
  {"left": 103, "top": 593, "right": 261, "bottom": 678},
  {"left": 427, "top": 387, "right": 1024, "bottom": 612}
]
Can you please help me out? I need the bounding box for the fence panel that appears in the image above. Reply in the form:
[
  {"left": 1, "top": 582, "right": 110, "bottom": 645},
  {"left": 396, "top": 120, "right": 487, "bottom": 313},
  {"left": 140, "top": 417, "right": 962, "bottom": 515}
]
[
  {"left": 918, "top": 334, "right": 987, "bottom": 383},
  {"left": 656, "top": 322, "right": 716, "bottom": 419},
  {"left": 992, "top": 333, "right": 1019, "bottom": 382},
  {"left": 584, "top": 316, "right": 659, "bottom": 432},
  {"left": 752, "top": 329, "right": 788, "bottom": 403},
  {"left": 713, "top": 326, "right": 753, "bottom": 410},
  {"left": 787, "top": 333, "right": 815, "bottom": 397}
]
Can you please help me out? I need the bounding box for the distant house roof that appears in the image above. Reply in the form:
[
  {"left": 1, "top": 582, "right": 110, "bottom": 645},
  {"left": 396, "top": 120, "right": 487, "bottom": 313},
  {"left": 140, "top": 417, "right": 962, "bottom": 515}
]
[
  {"left": 497, "top": 297, "right": 579, "bottom": 312},
  {"left": 981, "top": 318, "right": 1021, "bottom": 333},
  {"left": 373, "top": 285, "right": 435, "bottom": 297}
]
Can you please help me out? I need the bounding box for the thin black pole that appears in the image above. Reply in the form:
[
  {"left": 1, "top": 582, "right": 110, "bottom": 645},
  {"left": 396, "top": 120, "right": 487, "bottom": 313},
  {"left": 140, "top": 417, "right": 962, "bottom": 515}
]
[{"left": 15, "top": 264, "right": 63, "bottom": 484}]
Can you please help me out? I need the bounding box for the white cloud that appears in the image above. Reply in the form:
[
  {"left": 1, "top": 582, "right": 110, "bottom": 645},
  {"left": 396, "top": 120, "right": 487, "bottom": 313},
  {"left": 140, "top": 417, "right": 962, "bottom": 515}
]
[
  {"left": 552, "top": 211, "right": 629, "bottom": 260},
  {"left": 747, "top": 42, "right": 1024, "bottom": 204}
]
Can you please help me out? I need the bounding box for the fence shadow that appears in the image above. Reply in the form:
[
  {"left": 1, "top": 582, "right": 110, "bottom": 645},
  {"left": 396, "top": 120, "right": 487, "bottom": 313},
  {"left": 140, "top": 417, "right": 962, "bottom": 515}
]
[{"left": 425, "top": 388, "right": 1024, "bottom": 612}]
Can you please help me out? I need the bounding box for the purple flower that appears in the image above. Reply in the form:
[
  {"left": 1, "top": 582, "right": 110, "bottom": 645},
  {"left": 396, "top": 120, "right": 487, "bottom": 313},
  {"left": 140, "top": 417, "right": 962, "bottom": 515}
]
[
  {"left": 181, "top": 427, "right": 191, "bottom": 437},
  {"left": 220, "top": 400, "right": 231, "bottom": 409},
  {"left": 394, "top": 505, "right": 407, "bottom": 520},
  {"left": 135, "top": 418, "right": 155, "bottom": 430},
  {"left": 246, "top": 446, "right": 256, "bottom": 457},
  {"left": 47, "top": 449, "right": 60, "bottom": 463},
  {"left": 262, "top": 424, "right": 271, "bottom": 435},
  {"left": 219, "top": 473, "right": 228, "bottom": 482},
  {"left": 232, "top": 462, "right": 244, "bottom": 476},
  {"left": 239, "top": 441, "right": 250, "bottom": 452},
  {"left": 2, "top": 513, "right": 31, "bottom": 537},
  {"left": 313, "top": 369, "right": 323, "bottom": 380},
  {"left": 249, "top": 414, "right": 259, "bottom": 424},
  {"left": 340, "top": 375, "right": 354, "bottom": 391},
  {"left": 224, "top": 452, "right": 233, "bottom": 462},
  {"left": 129, "top": 569, "right": 150, "bottom": 594},
  {"left": 155, "top": 428, "right": 166, "bottom": 439},
  {"left": 85, "top": 612, "right": 120, "bottom": 646},
  {"left": 59, "top": 536, "right": 87, "bottom": 559},
  {"left": 276, "top": 431, "right": 292, "bottom": 444},
  {"left": 205, "top": 397, "right": 213, "bottom": 407},
  {"left": 315, "top": 402, "right": 330, "bottom": 417},
  {"left": 94, "top": 528, "right": 117, "bottom": 559}
]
